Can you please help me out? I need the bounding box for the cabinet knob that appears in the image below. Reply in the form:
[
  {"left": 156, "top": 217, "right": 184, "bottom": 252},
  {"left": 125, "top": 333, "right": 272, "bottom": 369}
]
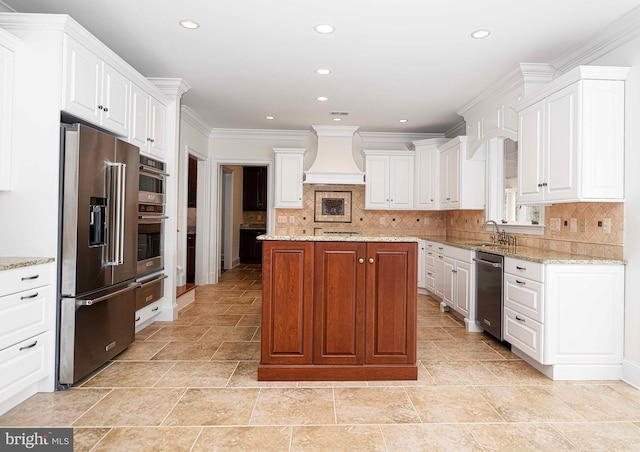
[
  {"left": 98, "top": 105, "right": 103, "bottom": 110},
  {"left": 358, "top": 258, "right": 364, "bottom": 264},
  {"left": 103, "top": 107, "right": 109, "bottom": 112},
  {"left": 542, "top": 182, "right": 548, "bottom": 187},
  {"left": 368, "top": 258, "right": 374, "bottom": 264}
]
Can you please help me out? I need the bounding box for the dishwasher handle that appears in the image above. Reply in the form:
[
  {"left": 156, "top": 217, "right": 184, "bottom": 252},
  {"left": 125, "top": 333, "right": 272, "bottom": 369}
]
[{"left": 473, "top": 258, "right": 502, "bottom": 268}]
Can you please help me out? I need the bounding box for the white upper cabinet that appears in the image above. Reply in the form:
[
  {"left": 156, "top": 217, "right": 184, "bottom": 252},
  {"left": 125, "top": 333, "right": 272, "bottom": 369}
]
[
  {"left": 62, "top": 36, "right": 129, "bottom": 137},
  {"left": 413, "top": 138, "right": 448, "bottom": 210},
  {"left": 130, "top": 83, "right": 166, "bottom": 158},
  {"left": 0, "top": 29, "right": 18, "bottom": 191},
  {"left": 274, "top": 148, "right": 304, "bottom": 208},
  {"left": 364, "top": 150, "right": 414, "bottom": 210},
  {"left": 514, "top": 66, "right": 628, "bottom": 205},
  {"left": 437, "top": 137, "right": 485, "bottom": 210}
]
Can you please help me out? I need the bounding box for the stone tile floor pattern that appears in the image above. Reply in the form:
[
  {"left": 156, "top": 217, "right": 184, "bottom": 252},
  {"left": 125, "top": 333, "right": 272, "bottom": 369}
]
[{"left": 2, "top": 264, "right": 640, "bottom": 450}]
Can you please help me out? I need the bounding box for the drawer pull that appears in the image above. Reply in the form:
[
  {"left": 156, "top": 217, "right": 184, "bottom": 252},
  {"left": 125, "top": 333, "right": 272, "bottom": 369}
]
[
  {"left": 145, "top": 295, "right": 154, "bottom": 302},
  {"left": 438, "top": 247, "right": 444, "bottom": 250},
  {"left": 20, "top": 292, "right": 39, "bottom": 300},
  {"left": 515, "top": 280, "right": 526, "bottom": 285},
  {"left": 21, "top": 274, "right": 40, "bottom": 281},
  {"left": 151, "top": 307, "right": 159, "bottom": 312},
  {"left": 427, "top": 272, "right": 433, "bottom": 276},
  {"left": 451, "top": 269, "right": 457, "bottom": 273},
  {"left": 516, "top": 266, "right": 526, "bottom": 271},
  {"left": 515, "top": 316, "right": 525, "bottom": 322},
  {"left": 135, "top": 316, "right": 141, "bottom": 322},
  {"left": 19, "top": 340, "right": 38, "bottom": 351},
  {"left": 427, "top": 252, "right": 433, "bottom": 255},
  {"left": 438, "top": 255, "right": 443, "bottom": 259}
]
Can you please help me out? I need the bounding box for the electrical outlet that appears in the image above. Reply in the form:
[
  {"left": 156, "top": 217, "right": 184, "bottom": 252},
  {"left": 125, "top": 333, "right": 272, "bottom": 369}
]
[
  {"left": 550, "top": 218, "right": 561, "bottom": 231},
  {"left": 289, "top": 216, "right": 296, "bottom": 224},
  {"left": 424, "top": 217, "right": 429, "bottom": 225},
  {"left": 277, "top": 216, "right": 287, "bottom": 223},
  {"left": 570, "top": 218, "right": 577, "bottom": 233},
  {"left": 289, "top": 226, "right": 295, "bottom": 235},
  {"left": 277, "top": 227, "right": 286, "bottom": 235},
  {"left": 580, "top": 219, "right": 587, "bottom": 232},
  {"left": 603, "top": 218, "right": 612, "bottom": 234},
  {"left": 379, "top": 217, "right": 385, "bottom": 225}
]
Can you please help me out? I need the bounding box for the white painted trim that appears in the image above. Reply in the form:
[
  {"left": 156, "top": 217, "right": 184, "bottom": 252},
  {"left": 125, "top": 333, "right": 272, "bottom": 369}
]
[
  {"left": 210, "top": 128, "right": 310, "bottom": 141},
  {"left": 181, "top": 106, "right": 212, "bottom": 137},
  {"left": 444, "top": 122, "right": 466, "bottom": 139},
  {"left": 150, "top": 78, "right": 191, "bottom": 98},
  {"left": 176, "top": 289, "right": 196, "bottom": 311},
  {"left": 552, "top": 5, "right": 640, "bottom": 72},
  {"left": 359, "top": 131, "right": 443, "bottom": 145},
  {"left": 622, "top": 359, "right": 640, "bottom": 389}
]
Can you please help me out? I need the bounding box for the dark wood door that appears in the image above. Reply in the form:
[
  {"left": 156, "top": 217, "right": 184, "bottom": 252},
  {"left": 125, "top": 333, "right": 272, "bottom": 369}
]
[
  {"left": 364, "top": 242, "right": 417, "bottom": 364},
  {"left": 239, "top": 229, "right": 265, "bottom": 263},
  {"left": 243, "top": 166, "right": 267, "bottom": 211},
  {"left": 186, "top": 233, "right": 196, "bottom": 283},
  {"left": 261, "top": 241, "right": 314, "bottom": 364},
  {"left": 313, "top": 242, "right": 365, "bottom": 365},
  {"left": 188, "top": 156, "right": 197, "bottom": 208}
]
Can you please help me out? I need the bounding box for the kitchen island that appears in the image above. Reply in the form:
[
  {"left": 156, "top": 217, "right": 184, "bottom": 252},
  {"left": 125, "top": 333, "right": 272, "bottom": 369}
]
[{"left": 258, "top": 235, "right": 418, "bottom": 381}]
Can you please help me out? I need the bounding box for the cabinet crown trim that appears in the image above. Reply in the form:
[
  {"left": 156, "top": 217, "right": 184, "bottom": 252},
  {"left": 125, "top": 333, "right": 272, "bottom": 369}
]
[{"left": 514, "top": 65, "right": 630, "bottom": 112}]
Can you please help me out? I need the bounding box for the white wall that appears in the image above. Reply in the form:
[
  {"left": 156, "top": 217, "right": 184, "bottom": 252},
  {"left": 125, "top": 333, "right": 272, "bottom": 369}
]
[{"left": 585, "top": 33, "right": 640, "bottom": 384}]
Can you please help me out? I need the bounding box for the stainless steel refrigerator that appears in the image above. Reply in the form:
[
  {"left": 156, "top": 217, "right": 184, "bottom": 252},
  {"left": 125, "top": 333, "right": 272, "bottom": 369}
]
[{"left": 58, "top": 123, "right": 139, "bottom": 385}]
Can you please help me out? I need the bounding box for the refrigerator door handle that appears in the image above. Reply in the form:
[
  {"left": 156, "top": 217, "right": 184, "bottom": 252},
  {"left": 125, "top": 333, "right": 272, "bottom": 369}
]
[
  {"left": 107, "top": 162, "right": 126, "bottom": 265},
  {"left": 75, "top": 281, "right": 141, "bottom": 306}
]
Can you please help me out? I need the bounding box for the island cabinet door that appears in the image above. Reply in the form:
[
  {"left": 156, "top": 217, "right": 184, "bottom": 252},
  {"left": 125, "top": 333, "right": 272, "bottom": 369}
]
[
  {"left": 365, "top": 242, "right": 417, "bottom": 364},
  {"left": 313, "top": 242, "right": 366, "bottom": 365},
  {"left": 261, "top": 241, "right": 314, "bottom": 364}
]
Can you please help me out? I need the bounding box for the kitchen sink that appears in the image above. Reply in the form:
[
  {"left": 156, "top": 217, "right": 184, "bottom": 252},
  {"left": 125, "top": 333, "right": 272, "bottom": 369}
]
[{"left": 462, "top": 242, "right": 508, "bottom": 248}]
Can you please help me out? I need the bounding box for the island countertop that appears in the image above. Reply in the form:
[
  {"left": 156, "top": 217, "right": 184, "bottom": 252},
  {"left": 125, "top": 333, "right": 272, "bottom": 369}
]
[
  {"left": 0, "top": 257, "right": 55, "bottom": 272},
  {"left": 258, "top": 234, "right": 420, "bottom": 243}
]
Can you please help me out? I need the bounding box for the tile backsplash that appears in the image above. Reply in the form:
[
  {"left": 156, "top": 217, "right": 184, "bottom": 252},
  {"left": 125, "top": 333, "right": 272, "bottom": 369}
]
[{"left": 275, "top": 185, "right": 623, "bottom": 259}]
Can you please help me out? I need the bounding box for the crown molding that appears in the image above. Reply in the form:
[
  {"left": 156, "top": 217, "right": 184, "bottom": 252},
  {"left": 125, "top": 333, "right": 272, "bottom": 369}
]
[
  {"left": 444, "top": 121, "right": 466, "bottom": 138},
  {"left": 210, "top": 128, "right": 311, "bottom": 141},
  {"left": 552, "top": 5, "right": 640, "bottom": 72},
  {"left": 150, "top": 78, "right": 191, "bottom": 98},
  {"left": 358, "top": 131, "right": 444, "bottom": 145},
  {"left": 181, "top": 106, "right": 212, "bottom": 137}
]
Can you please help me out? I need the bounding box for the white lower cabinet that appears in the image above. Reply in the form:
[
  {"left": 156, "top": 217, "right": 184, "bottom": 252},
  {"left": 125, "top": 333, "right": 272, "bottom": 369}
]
[
  {"left": 0, "top": 263, "right": 55, "bottom": 415},
  {"left": 503, "top": 257, "right": 625, "bottom": 380},
  {"left": 135, "top": 300, "right": 162, "bottom": 332}
]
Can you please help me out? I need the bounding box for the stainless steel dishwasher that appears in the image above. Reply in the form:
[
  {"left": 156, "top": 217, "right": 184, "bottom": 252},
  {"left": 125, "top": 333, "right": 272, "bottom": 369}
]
[{"left": 474, "top": 251, "right": 504, "bottom": 340}]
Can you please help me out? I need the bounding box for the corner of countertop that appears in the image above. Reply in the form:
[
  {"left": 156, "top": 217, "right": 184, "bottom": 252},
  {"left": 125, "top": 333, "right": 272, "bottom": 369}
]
[{"left": 0, "top": 257, "right": 55, "bottom": 272}]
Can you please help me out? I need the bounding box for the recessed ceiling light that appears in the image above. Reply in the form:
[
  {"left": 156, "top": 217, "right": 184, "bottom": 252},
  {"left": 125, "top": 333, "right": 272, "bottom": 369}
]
[
  {"left": 179, "top": 19, "right": 200, "bottom": 29},
  {"left": 332, "top": 117, "right": 342, "bottom": 122},
  {"left": 315, "top": 68, "right": 331, "bottom": 75},
  {"left": 399, "top": 119, "right": 408, "bottom": 123},
  {"left": 265, "top": 115, "right": 275, "bottom": 120},
  {"left": 314, "top": 24, "right": 335, "bottom": 34},
  {"left": 316, "top": 96, "right": 329, "bottom": 102},
  {"left": 471, "top": 29, "right": 491, "bottom": 39}
]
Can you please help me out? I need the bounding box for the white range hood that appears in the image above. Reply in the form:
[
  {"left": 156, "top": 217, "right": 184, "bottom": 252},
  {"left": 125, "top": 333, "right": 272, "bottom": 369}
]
[{"left": 304, "top": 125, "right": 365, "bottom": 185}]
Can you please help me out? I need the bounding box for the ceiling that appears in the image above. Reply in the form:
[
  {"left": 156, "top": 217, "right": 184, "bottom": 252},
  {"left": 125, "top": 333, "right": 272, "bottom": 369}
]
[{"left": 2, "top": 0, "right": 640, "bottom": 133}]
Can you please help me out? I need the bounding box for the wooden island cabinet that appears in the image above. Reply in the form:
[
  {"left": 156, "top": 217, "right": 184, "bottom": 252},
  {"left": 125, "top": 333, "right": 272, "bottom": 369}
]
[{"left": 259, "top": 238, "right": 417, "bottom": 381}]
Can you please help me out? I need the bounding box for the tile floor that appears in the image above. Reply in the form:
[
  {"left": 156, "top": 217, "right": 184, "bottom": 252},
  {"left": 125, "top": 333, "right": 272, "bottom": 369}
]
[{"left": 2, "top": 264, "right": 640, "bottom": 450}]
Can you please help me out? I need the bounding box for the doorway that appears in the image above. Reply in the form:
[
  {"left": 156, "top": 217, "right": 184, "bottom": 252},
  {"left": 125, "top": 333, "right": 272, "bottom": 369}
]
[{"left": 186, "top": 155, "right": 198, "bottom": 284}]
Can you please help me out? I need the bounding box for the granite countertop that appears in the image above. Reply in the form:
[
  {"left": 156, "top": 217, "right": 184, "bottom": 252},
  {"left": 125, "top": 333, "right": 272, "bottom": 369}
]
[
  {"left": 423, "top": 237, "right": 625, "bottom": 265},
  {"left": 0, "top": 257, "right": 55, "bottom": 272},
  {"left": 258, "top": 234, "right": 420, "bottom": 243}
]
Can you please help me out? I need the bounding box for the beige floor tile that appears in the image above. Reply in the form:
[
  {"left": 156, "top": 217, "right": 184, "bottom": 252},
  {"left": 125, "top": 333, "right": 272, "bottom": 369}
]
[
  {"left": 136, "top": 324, "right": 163, "bottom": 340},
  {"left": 241, "top": 290, "right": 262, "bottom": 298},
  {"left": 421, "top": 315, "right": 463, "bottom": 327},
  {"left": 434, "top": 341, "right": 506, "bottom": 360},
  {"left": 237, "top": 314, "right": 261, "bottom": 326},
  {"left": 334, "top": 387, "right": 420, "bottom": 424},
  {"left": 367, "top": 361, "right": 436, "bottom": 387},
  {"left": 546, "top": 384, "right": 640, "bottom": 421},
  {"left": 251, "top": 388, "right": 335, "bottom": 425},
  {"left": 150, "top": 341, "right": 221, "bottom": 361},
  {"left": 146, "top": 325, "right": 211, "bottom": 341},
  {"left": 81, "top": 361, "right": 175, "bottom": 388},
  {"left": 154, "top": 361, "right": 238, "bottom": 388},
  {"left": 199, "top": 326, "right": 258, "bottom": 342},
  {"left": 73, "top": 428, "right": 111, "bottom": 452},
  {"left": 180, "top": 305, "right": 232, "bottom": 317},
  {"left": 189, "top": 314, "right": 242, "bottom": 326},
  {"left": 163, "top": 388, "right": 259, "bottom": 426},
  {"left": 482, "top": 339, "right": 521, "bottom": 359},
  {"left": 193, "top": 426, "right": 291, "bottom": 451},
  {"left": 0, "top": 389, "right": 109, "bottom": 426},
  {"left": 481, "top": 360, "right": 550, "bottom": 384},
  {"left": 112, "top": 340, "right": 169, "bottom": 360},
  {"left": 92, "top": 427, "right": 201, "bottom": 451},
  {"left": 407, "top": 386, "right": 504, "bottom": 423},
  {"left": 291, "top": 425, "right": 386, "bottom": 451},
  {"left": 417, "top": 327, "right": 455, "bottom": 341},
  {"left": 475, "top": 386, "right": 585, "bottom": 422},
  {"left": 552, "top": 422, "right": 640, "bottom": 451},
  {"left": 73, "top": 388, "right": 185, "bottom": 426},
  {"left": 216, "top": 296, "right": 257, "bottom": 305},
  {"left": 468, "top": 422, "right": 575, "bottom": 451},
  {"left": 381, "top": 423, "right": 483, "bottom": 451},
  {"left": 441, "top": 327, "right": 489, "bottom": 341},
  {"left": 213, "top": 341, "right": 261, "bottom": 360},
  {"left": 225, "top": 304, "right": 262, "bottom": 315},
  {"left": 423, "top": 361, "right": 502, "bottom": 385},
  {"left": 416, "top": 341, "right": 449, "bottom": 361},
  {"left": 226, "top": 362, "right": 297, "bottom": 388}
]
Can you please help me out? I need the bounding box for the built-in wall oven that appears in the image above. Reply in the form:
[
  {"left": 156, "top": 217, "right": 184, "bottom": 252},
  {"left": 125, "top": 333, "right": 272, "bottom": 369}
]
[{"left": 137, "top": 156, "right": 168, "bottom": 276}]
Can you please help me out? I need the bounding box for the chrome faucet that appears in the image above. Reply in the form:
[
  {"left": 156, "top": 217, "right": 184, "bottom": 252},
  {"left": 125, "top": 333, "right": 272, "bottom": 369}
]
[{"left": 483, "top": 220, "right": 509, "bottom": 245}]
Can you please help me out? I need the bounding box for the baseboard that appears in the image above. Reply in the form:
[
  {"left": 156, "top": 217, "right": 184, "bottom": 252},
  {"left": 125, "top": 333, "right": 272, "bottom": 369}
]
[
  {"left": 512, "top": 346, "right": 622, "bottom": 381},
  {"left": 622, "top": 358, "right": 640, "bottom": 389}
]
